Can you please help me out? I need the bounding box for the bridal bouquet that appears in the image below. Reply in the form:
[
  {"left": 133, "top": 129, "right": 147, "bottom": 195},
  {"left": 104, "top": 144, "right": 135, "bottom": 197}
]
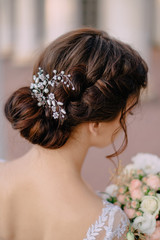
[{"left": 104, "top": 153, "right": 160, "bottom": 240}]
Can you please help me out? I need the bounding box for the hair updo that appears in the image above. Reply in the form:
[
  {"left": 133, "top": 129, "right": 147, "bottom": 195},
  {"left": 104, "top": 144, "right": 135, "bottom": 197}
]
[{"left": 5, "top": 28, "right": 148, "bottom": 156}]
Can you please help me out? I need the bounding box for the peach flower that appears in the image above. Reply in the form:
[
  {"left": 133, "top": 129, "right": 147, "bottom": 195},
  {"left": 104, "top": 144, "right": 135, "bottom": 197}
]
[
  {"left": 135, "top": 211, "right": 143, "bottom": 217},
  {"left": 124, "top": 206, "right": 135, "bottom": 219},
  {"left": 142, "top": 185, "right": 148, "bottom": 193},
  {"left": 146, "top": 175, "right": 160, "bottom": 191},
  {"left": 131, "top": 200, "right": 139, "bottom": 209},
  {"left": 117, "top": 194, "right": 125, "bottom": 204},
  {"left": 118, "top": 186, "right": 126, "bottom": 194},
  {"left": 143, "top": 177, "right": 148, "bottom": 183},
  {"left": 149, "top": 191, "right": 156, "bottom": 196},
  {"left": 130, "top": 188, "right": 143, "bottom": 200},
  {"left": 130, "top": 179, "right": 142, "bottom": 191}
]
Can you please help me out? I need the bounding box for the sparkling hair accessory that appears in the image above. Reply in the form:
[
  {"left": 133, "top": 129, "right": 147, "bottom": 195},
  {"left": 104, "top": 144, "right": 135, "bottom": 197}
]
[{"left": 30, "top": 67, "right": 75, "bottom": 122}]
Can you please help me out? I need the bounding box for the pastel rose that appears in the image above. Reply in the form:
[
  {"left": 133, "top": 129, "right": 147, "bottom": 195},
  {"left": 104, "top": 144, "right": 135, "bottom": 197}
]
[
  {"left": 131, "top": 153, "right": 160, "bottom": 175},
  {"left": 130, "top": 179, "right": 142, "bottom": 191},
  {"left": 117, "top": 194, "right": 125, "bottom": 204},
  {"left": 130, "top": 188, "right": 143, "bottom": 200},
  {"left": 124, "top": 206, "right": 135, "bottom": 219},
  {"left": 149, "top": 226, "right": 160, "bottom": 240},
  {"left": 132, "top": 213, "right": 156, "bottom": 235},
  {"left": 140, "top": 196, "right": 160, "bottom": 217},
  {"left": 146, "top": 175, "right": 160, "bottom": 191}
]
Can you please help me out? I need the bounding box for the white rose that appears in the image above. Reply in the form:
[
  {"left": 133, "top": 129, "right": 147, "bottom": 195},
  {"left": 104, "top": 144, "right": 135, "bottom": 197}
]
[
  {"left": 105, "top": 184, "right": 118, "bottom": 197},
  {"left": 131, "top": 153, "right": 160, "bottom": 174},
  {"left": 123, "top": 164, "right": 136, "bottom": 174},
  {"left": 140, "top": 196, "right": 160, "bottom": 217},
  {"left": 132, "top": 213, "right": 156, "bottom": 235}
]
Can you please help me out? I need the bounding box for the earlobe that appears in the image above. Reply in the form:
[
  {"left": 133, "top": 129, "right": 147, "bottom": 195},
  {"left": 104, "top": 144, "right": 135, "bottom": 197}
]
[{"left": 88, "top": 122, "right": 101, "bottom": 136}]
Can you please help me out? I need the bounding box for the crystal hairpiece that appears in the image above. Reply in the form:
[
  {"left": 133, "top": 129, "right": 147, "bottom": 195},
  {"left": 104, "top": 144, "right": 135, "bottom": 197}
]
[{"left": 30, "top": 67, "right": 75, "bottom": 122}]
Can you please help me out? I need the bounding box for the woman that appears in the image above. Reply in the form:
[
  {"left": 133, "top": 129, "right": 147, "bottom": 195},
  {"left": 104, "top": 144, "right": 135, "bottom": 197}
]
[{"left": 0, "top": 28, "right": 148, "bottom": 240}]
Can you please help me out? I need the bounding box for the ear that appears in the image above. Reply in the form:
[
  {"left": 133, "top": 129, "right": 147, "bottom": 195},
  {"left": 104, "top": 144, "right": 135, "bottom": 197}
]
[{"left": 88, "top": 122, "right": 102, "bottom": 136}]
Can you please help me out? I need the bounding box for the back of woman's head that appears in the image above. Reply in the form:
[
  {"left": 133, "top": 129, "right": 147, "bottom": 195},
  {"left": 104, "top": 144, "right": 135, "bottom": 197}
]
[{"left": 5, "top": 28, "right": 148, "bottom": 155}]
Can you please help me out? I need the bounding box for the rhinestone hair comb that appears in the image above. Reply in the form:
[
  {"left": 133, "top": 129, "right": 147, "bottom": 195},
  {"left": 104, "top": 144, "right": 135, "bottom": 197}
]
[{"left": 30, "top": 67, "right": 75, "bottom": 122}]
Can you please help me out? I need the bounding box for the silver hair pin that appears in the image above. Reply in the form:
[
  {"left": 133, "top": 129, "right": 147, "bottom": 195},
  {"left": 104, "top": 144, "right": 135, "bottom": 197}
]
[{"left": 30, "top": 67, "right": 75, "bottom": 121}]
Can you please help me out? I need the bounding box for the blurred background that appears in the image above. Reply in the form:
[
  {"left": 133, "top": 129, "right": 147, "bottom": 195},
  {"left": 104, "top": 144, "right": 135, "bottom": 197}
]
[{"left": 0, "top": 0, "right": 160, "bottom": 191}]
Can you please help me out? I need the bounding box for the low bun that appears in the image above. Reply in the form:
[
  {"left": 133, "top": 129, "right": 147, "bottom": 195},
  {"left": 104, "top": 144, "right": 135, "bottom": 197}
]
[
  {"left": 4, "top": 87, "right": 71, "bottom": 148},
  {"left": 5, "top": 87, "right": 40, "bottom": 131}
]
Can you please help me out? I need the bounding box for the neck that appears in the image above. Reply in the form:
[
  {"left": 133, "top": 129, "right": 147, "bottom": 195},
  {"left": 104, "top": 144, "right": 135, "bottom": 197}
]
[{"left": 21, "top": 124, "right": 90, "bottom": 177}]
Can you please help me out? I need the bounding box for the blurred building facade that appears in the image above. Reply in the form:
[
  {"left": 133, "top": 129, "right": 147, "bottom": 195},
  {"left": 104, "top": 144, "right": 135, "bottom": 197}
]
[
  {"left": 1, "top": 0, "right": 160, "bottom": 62},
  {"left": 0, "top": 0, "right": 160, "bottom": 190}
]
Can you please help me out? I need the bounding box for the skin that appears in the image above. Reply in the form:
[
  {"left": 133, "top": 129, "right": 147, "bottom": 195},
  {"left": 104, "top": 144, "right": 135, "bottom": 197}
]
[{"left": 0, "top": 115, "right": 123, "bottom": 240}]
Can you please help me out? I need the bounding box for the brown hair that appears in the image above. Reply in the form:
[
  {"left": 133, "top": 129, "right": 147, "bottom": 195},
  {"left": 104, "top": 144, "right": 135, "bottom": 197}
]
[{"left": 5, "top": 28, "right": 148, "bottom": 157}]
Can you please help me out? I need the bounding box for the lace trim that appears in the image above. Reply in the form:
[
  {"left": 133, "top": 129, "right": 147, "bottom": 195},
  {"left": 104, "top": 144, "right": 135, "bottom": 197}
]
[
  {"left": 113, "top": 212, "right": 129, "bottom": 239},
  {"left": 83, "top": 200, "right": 129, "bottom": 240},
  {"left": 83, "top": 201, "right": 112, "bottom": 240},
  {"left": 104, "top": 205, "right": 129, "bottom": 240}
]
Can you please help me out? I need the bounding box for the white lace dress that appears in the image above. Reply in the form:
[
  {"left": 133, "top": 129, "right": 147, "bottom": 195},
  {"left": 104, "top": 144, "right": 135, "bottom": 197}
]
[{"left": 83, "top": 200, "right": 129, "bottom": 240}]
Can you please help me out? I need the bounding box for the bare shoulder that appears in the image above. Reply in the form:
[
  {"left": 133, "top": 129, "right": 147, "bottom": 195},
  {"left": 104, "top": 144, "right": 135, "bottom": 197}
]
[
  {"left": 0, "top": 158, "right": 32, "bottom": 205},
  {"left": 0, "top": 159, "right": 107, "bottom": 240}
]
